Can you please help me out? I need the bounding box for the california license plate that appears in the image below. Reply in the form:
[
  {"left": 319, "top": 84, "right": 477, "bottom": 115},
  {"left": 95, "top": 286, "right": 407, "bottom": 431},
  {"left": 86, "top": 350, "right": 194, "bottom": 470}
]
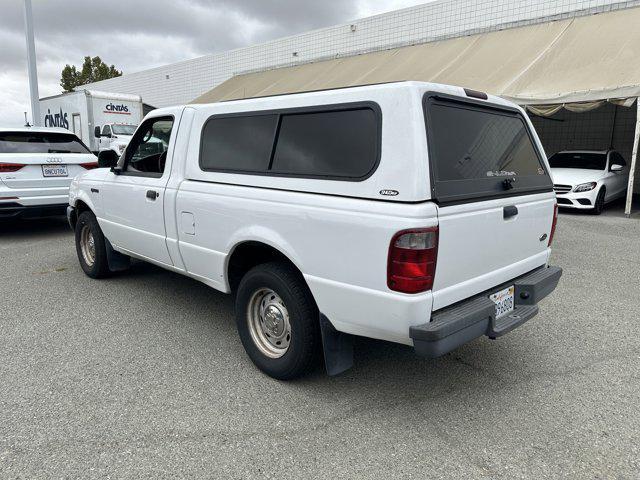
[
  {"left": 42, "top": 165, "right": 68, "bottom": 177},
  {"left": 490, "top": 285, "right": 515, "bottom": 319}
]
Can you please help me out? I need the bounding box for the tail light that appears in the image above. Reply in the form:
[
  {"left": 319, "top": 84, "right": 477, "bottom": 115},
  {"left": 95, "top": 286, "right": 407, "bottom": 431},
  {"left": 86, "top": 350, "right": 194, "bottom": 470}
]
[
  {"left": 548, "top": 202, "right": 558, "bottom": 247},
  {"left": 0, "top": 163, "right": 25, "bottom": 173},
  {"left": 80, "top": 162, "right": 99, "bottom": 170},
  {"left": 388, "top": 227, "right": 438, "bottom": 294}
]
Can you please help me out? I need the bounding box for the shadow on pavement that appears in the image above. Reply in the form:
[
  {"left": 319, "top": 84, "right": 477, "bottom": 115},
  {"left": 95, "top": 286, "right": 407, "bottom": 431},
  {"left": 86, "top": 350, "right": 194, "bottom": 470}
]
[{"left": 0, "top": 215, "right": 71, "bottom": 239}]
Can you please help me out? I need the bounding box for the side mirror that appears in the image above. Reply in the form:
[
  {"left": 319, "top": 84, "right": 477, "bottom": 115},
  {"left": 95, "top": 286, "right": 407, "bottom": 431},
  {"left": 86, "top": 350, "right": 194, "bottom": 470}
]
[
  {"left": 97, "top": 149, "right": 119, "bottom": 169},
  {"left": 94, "top": 126, "right": 101, "bottom": 138},
  {"left": 610, "top": 164, "right": 624, "bottom": 172}
]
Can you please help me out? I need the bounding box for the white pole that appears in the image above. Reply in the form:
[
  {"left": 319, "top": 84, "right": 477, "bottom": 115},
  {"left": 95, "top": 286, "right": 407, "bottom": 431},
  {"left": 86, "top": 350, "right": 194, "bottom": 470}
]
[
  {"left": 624, "top": 98, "right": 640, "bottom": 217},
  {"left": 23, "top": 0, "right": 40, "bottom": 126},
  {"left": 625, "top": 99, "right": 640, "bottom": 217}
]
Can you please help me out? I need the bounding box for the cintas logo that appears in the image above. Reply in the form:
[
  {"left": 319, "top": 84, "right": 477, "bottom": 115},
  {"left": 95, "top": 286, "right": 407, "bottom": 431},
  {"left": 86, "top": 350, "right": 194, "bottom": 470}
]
[
  {"left": 105, "top": 103, "right": 130, "bottom": 114},
  {"left": 44, "top": 108, "right": 69, "bottom": 129}
]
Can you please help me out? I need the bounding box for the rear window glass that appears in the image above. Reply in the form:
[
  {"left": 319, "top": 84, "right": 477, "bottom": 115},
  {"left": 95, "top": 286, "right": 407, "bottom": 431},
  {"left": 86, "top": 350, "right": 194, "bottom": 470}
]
[
  {"left": 200, "top": 114, "right": 278, "bottom": 172},
  {"left": 548, "top": 152, "right": 607, "bottom": 170},
  {"left": 425, "top": 97, "right": 552, "bottom": 204},
  {"left": 199, "top": 104, "right": 380, "bottom": 180},
  {"left": 271, "top": 108, "right": 378, "bottom": 178},
  {"left": 0, "top": 132, "right": 91, "bottom": 154}
]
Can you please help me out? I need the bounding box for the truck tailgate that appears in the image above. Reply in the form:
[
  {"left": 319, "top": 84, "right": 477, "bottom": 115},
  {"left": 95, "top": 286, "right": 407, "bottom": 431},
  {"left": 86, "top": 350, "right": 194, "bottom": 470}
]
[{"left": 432, "top": 194, "right": 555, "bottom": 309}]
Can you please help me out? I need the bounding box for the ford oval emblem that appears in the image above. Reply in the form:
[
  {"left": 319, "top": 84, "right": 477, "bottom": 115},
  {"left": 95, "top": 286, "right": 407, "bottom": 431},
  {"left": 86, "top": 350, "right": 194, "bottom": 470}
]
[{"left": 380, "top": 189, "right": 399, "bottom": 196}]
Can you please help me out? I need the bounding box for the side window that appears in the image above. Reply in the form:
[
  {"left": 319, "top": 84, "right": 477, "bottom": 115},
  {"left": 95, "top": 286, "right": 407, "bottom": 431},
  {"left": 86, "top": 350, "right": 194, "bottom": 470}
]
[
  {"left": 102, "top": 125, "right": 111, "bottom": 136},
  {"left": 123, "top": 116, "right": 173, "bottom": 176},
  {"left": 271, "top": 108, "right": 378, "bottom": 178},
  {"left": 200, "top": 114, "right": 278, "bottom": 172},
  {"left": 198, "top": 104, "right": 380, "bottom": 180}
]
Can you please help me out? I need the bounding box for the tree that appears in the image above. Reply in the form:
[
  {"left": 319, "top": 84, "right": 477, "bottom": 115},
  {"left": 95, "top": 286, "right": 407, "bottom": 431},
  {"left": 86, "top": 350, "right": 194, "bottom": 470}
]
[{"left": 60, "top": 56, "right": 122, "bottom": 92}]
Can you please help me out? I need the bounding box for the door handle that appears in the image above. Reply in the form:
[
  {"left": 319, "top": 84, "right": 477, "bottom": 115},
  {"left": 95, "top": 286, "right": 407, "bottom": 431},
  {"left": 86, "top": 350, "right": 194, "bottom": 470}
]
[
  {"left": 146, "top": 190, "right": 159, "bottom": 200},
  {"left": 503, "top": 205, "right": 518, "bottom": 219}
]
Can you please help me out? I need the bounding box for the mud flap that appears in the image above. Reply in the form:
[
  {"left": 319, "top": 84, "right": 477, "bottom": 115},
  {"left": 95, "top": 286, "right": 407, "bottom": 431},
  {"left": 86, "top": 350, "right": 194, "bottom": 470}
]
[
  {"left": 105, "top": 239, "right": 130, "bottom": 272},
  {"left": 319, "top": 314, "right": 354, "bottom": 376}
]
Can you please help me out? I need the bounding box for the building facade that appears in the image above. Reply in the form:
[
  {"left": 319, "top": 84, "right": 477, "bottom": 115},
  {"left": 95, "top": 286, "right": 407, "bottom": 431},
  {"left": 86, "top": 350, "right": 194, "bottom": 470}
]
[{"left": 83, "top": 0, "right": 640, "bottom": 108}]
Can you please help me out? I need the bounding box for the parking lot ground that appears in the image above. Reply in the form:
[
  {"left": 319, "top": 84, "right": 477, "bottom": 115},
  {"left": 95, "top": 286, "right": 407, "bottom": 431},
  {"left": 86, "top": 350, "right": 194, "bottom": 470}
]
[{"left": 0, "top": 211, "right": 639, "bottom": 479}]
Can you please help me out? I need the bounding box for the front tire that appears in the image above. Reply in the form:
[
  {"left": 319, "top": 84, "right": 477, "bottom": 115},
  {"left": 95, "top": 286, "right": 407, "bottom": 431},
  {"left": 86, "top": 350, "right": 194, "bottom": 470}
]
[
  {"left": 235, "top": 261, "right": 321, "bottom": 380},
  {"left": 592, "top": 188, "right": 605, "bottom": 215},
  {"left": 75, "top": 211, "right": 111, "bottom": 278}
]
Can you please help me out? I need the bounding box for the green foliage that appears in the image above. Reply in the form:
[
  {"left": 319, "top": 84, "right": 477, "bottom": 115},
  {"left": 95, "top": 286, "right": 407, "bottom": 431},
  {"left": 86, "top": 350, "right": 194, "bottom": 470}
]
[{"left": 60, "top": 56, "right": 122, "bottom": 92}]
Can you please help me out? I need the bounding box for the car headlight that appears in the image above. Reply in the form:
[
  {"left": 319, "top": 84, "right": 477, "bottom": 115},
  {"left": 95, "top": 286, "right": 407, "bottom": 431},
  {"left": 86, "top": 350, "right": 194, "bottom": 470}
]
[
  {"left": 573, "top": 182, "right": 597, "bottom": 193},
  {"left": 118, "top": 144, "right": 126, "bottom": 153}
]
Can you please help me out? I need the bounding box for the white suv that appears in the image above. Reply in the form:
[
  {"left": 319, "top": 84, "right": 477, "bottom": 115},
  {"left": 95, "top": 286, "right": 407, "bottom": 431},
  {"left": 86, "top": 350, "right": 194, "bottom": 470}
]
[
  {"left": 0, "top": 127, "right": 97, "bottom": 220},
  {"left": 67, "top": 82, "right": 562, "bottom": 379}
]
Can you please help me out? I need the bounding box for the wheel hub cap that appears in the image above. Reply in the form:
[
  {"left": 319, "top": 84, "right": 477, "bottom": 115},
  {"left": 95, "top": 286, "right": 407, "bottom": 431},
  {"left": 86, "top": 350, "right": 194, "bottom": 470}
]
[{"left": 247, "top": 288, "right": 291, "bottom": 358}]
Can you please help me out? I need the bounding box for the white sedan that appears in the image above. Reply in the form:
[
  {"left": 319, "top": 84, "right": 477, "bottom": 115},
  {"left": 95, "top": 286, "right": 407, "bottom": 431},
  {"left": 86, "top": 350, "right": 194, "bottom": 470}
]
[
  {"left": 0, "top": 127, "right": 97, "bottom": 220},
  {"left": 549, "top": 150, "right": 629, "bottom": 215}
]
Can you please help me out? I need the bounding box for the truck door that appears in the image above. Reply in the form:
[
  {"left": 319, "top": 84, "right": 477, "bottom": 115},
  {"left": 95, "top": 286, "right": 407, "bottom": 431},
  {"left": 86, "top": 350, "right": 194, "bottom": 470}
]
[
  {"left": 99, "top": 114, "right": 177, "bottom": 265},
  {"left": 72, "top": 114, "right": 82, "bottom": 140}
]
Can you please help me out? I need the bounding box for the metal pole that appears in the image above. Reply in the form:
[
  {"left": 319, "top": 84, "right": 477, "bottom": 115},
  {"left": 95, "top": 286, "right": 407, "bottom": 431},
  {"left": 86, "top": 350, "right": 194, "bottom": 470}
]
[
  {"left": 23, "top": 0, "right": 40, "bottom": 126},
  {"left": 624, "top": 98, "right": 640, "bottom": 217}
]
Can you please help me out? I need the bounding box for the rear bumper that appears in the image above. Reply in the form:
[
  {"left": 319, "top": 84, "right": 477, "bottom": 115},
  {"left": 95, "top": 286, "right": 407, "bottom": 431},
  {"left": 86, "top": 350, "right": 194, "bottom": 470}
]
[
  {"left": 0, "top": 202, "right": 68, "bottom": 219},
  {"left": 410, "top": 265, "right": 562, "bottom": 357}
]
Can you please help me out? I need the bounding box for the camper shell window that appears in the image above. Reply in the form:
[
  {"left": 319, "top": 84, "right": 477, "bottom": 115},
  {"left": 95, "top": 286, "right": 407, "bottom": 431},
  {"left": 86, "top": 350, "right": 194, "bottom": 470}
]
[
  {"left": 423, "top": 93, "right": 552, "bottom": 205},
  {"left": 199, "top": 102, "right": 381, "bottom": 181}
]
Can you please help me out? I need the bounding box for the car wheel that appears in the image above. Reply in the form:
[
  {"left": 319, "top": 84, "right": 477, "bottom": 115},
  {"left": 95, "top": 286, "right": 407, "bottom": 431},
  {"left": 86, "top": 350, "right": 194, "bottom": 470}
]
[
  {"left": 592, "top": 188, "right": 605, "bottom": 215},
  {"left": 75, "top": 211, "right": 111, "bottom": 278},
  {"left": 235, "top": 261, "right": 321, "bottom": 380}
]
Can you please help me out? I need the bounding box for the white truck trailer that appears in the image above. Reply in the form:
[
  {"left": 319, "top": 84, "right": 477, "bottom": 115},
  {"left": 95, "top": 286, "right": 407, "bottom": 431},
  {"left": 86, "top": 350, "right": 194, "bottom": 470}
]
[{"left": 39, "top": 90, "right": 144, "bottom": 154}]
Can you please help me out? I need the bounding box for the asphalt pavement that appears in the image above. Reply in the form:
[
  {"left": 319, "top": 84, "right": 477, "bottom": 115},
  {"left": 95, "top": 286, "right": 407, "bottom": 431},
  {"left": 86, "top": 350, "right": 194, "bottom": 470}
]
[{"left": 0, "top": 210, "right": 638, "bottom": 479}]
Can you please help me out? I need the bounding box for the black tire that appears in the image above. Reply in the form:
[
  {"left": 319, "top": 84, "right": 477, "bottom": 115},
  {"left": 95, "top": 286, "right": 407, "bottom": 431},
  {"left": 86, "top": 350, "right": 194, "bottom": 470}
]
[
  {"left": 75, "top": 211, "right": 111, "bottom": 278},
  {"left": 235, "top": 261, "right": 321, "bottom": 380},
  {"left": 592, "top": 188, "right": 606, "bottom": 215}
]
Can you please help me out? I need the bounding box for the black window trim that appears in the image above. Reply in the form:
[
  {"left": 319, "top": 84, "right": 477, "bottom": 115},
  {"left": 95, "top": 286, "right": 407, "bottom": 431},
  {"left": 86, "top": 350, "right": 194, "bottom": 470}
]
[
  {"left": 198, "top": 101, "right": 382, "bottom": 182},
  {"left": 422, "top": 92, "right": 553, "bottom": 207},
  {"left": 119, "top": 114, "right": 174, "bottom": 179}
]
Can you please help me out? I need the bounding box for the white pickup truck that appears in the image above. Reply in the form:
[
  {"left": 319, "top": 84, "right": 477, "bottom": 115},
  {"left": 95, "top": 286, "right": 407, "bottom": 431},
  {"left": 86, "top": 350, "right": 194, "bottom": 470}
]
[{"left": 67, "top": 81, "right": 562, "bottom": 379}]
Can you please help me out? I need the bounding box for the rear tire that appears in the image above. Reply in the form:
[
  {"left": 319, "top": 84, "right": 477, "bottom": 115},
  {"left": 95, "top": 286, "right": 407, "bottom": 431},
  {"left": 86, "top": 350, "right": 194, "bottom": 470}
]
[
  {"left": 235, "top": 261, "right": 321, "bottom": 380},
  {"left": 75, "top": 211, "right": 111, "bottom": 278},
  {"left": 592, "top": 188, "right": 605, "bottom": 215}
]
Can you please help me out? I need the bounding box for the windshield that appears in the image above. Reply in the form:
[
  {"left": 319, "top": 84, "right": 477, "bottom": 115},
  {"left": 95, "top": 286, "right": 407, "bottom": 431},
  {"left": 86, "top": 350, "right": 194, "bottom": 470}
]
[
  {"left": 111, "top": 124, "right": 137, "bottom": 135},
  {"left": 0, "top": 132, "right": 91, "bottom": 154},
  {"left": 548, "top": 152, "right": 607, "bottom": 170}
]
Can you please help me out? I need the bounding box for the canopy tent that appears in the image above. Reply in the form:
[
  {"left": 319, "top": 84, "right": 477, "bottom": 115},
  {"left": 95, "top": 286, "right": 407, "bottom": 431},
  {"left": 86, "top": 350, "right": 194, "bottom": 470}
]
[{"left": 192, "top": 7, "right": 640, "bottom": 216}]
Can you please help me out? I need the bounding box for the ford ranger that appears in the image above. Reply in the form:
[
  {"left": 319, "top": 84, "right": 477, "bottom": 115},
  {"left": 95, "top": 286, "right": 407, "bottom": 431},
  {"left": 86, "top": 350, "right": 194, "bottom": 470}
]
[{"left": 67, "top": 81, "right": 562, "bottom": 379}]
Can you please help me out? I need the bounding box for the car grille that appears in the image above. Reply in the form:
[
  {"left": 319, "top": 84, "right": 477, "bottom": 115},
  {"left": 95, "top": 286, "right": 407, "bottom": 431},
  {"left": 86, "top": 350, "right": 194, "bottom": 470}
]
[{"left": 553, "top": 184, "right": 572, "bottom": 194}]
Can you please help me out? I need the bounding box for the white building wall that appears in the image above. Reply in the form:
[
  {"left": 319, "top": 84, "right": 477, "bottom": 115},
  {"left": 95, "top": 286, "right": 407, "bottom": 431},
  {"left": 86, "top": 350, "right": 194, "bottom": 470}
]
[{"left": 83, "top": 0, "right": 640, "bottom": 107}]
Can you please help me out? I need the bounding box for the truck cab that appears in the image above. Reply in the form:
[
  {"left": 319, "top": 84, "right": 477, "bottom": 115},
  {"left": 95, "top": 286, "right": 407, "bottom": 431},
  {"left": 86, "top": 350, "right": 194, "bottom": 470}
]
[
  {"left": 67, "top": 81, "right": 561, "bottom": 380},
  {"left": 94, "top": 123, "right": 138, "bottom": 155}
]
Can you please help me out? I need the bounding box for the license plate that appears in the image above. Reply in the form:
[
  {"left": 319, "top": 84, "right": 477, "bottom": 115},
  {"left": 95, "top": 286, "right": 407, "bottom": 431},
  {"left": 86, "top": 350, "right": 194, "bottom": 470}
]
[
  {"left": 42, "top": 165, "right": 68, "bottom": 177},
  {"left": 490, "top": 285, "right": 515, "bottom": 319}
]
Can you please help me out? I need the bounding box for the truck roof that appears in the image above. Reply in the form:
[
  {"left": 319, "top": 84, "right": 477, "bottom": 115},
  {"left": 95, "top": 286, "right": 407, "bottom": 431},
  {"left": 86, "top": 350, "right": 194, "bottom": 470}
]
[
  {"left": 39, "top": 89, "right": 142, "bottom": 103},
  {"left": 188, "top": 81, "right": 516, "bottom": 111}
]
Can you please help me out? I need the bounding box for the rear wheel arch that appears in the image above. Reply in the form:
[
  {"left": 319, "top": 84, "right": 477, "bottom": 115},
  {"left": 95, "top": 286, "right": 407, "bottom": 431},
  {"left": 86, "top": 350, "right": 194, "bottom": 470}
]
[{"left": 226, "top": 241, "right": 306, "bottom": 293}]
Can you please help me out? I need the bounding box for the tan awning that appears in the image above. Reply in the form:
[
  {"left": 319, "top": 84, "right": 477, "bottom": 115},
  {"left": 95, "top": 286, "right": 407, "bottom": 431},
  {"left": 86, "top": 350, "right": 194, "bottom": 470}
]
[{"left": 192, "top": 7, "right": 640, "bottom": 106}]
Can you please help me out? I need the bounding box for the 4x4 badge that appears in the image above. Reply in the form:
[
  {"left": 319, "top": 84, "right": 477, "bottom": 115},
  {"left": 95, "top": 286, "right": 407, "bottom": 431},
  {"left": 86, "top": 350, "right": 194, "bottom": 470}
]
[{"left": 379, "top": 189, "right": 399, "bottom": 196}]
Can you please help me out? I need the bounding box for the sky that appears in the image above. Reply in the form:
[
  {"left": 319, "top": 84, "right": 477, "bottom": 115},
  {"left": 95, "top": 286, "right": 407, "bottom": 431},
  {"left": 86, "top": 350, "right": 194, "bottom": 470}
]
[{"left": 0, "top": 0, "right": 429, "bottom": 126}]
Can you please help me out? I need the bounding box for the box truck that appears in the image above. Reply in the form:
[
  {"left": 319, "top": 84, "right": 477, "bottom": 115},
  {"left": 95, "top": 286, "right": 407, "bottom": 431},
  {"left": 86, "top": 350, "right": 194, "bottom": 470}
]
[{"left": 39, "top": 90, "right": 145, "bottom": 154}]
